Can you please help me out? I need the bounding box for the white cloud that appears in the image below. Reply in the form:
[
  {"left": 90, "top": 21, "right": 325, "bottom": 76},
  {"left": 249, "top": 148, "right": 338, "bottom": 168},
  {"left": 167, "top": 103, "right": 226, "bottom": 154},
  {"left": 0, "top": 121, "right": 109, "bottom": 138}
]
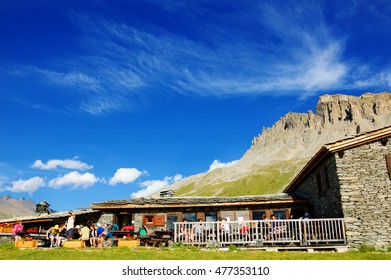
[
  {"left": 131, "top": 174, "right": 184, "bottom": 198},
  {"left": 353, "top": 70, "right": 391, "bottom": 88},
  {"left": 109, "top": 168, "right": 143, "bottom": 186},
  {"left": 208, "top": 159, "right": 238, "bottom": 172},
  {"left": 32, "top": 158, "right": 93, "bottom": 171},
  {"left": 0, "top": 177, "right": 45, "bottom": 195},
  {"left": 10, "top": 2, "right": 391, "bottom": 114},
  {"left": 48, "top": 171, "right": 98, "bottom": 190}
]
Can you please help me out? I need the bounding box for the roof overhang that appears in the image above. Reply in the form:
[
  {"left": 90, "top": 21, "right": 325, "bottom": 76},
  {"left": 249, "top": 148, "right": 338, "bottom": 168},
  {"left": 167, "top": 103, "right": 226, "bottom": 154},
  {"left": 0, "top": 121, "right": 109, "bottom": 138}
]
[
  {"left": 283, "top": 125, "right": 391, "bottom": 193},
  {"left": 91, "top": 194, "right": 310, "bottom": 211}
]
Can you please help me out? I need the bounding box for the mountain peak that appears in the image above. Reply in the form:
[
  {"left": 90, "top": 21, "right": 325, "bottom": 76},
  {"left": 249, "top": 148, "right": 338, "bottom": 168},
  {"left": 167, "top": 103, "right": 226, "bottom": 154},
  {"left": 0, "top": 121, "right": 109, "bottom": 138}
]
[
  {"left": 156, "top": 92, "right": 391, "bottom": 197},
  {"left": 246, "top": 92, "right": 391, "bottom": 163}
]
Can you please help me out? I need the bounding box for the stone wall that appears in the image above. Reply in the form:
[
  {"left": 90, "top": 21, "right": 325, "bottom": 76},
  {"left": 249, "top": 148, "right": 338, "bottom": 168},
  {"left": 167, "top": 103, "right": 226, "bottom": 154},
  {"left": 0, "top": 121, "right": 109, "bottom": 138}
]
[
  {"left": 336, "top": 139, "right": 391, "bottom": 248},
  {"left": 134, "top": 212, "right": 167, "bottom": 232},
  {"left": 291, "top": 155, "right": 344, "bottom": 218},
  {"left": 293, "top": 137, "right": 391, "bottom": 248},
  {"left": 96, "top": 212, "right": 115, "bottom": 227}
]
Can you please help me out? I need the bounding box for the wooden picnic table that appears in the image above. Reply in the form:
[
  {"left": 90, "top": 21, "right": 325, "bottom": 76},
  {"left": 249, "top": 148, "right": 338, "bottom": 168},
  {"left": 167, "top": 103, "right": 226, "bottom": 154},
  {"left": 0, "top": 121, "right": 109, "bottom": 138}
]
[
  {"left": 148, "top": 230, "right": 174, "bottom": 247},
  {"left": 110, "top": 230, "right": 135, "bottom": 238}
]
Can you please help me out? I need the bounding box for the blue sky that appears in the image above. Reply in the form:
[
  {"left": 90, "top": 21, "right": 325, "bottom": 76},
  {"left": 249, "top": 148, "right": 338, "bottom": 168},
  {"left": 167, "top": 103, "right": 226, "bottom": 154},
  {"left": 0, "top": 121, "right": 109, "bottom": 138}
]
[{"left": 0, "top": 0, "right": 390, "bottom": 212}]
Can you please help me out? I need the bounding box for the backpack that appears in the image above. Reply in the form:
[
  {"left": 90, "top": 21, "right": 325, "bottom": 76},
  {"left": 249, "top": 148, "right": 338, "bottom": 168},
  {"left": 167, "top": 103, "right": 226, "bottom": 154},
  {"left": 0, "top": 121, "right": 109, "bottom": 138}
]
[{"left": 139, "top": 226, "right": 147, "bottom": 237}]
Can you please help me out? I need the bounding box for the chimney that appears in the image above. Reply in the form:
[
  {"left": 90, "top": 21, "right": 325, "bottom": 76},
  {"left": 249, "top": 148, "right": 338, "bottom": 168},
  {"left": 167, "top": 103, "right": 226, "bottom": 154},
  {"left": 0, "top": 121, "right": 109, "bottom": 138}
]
[{"left": 160, "top": 190, "right": 175, "bottom": 198}]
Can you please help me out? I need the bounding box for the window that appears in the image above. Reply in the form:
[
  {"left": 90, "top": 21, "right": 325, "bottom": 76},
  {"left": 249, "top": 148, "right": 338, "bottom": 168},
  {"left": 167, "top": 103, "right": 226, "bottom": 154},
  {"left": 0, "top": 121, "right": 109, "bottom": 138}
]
[
  {"left": 204, "top": 212, "right": 217, "bottom": 231},
  {"left": 386, "top": 154, "right": 391, "bottom": 180},
  {"left": 316, "top": 172, "right": 322, "bottom": 195},
  {"left": 219, "top": 210, "right": 250, "bottom": 221},
  {"left": 167, "top": 213, "right": 181, "bottom": 230},
  {"left": 316, "top": 166, "right": 331, "bottom": 196},
  {"left": 204, "top": 212, "right": 217, "bottom": 222},
  {"left": 271, "top": 210, "right": 287, "bottom": 219},
  {"left": 252, "top": 211, "right": 266, "bottom": 220},
  {"left": 144, "top": 215, "right": 154, "bottom": 226},
  {"left": 183, "top": 213, "right": 197, "bottom": 222},
  {"left": 323, "top": 166, "right": 330, "bottom": 190}
]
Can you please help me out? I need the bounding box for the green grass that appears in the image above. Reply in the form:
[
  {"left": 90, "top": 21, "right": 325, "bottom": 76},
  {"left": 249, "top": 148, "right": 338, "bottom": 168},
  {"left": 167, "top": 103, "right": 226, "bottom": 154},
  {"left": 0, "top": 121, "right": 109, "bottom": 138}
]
[
  {"left": 174, "top": 182, "right": 196, "bottom": 196},
  {"left": 1, "top": 243, "right": 391, "bottom": 260},
  {"left": 176, "top": 160, "right": 307, "bottom": 197}
]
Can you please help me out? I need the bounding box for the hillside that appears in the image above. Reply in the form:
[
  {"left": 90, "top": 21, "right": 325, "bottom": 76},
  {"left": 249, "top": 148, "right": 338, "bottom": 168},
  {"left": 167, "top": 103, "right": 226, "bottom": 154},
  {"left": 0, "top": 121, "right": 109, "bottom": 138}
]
[
  {"left": 0, "top": 195, "right": 36, "bottom": 219},
  {"left": 157, "top": 92, "right": 391, "bottom": 197}
]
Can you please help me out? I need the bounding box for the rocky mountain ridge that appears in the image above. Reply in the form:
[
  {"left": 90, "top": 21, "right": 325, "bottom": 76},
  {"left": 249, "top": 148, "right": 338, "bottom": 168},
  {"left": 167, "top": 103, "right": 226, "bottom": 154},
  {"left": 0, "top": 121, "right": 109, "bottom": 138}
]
[
  {"left": 158, "top": 92, "right": 391, "bottom": 196},
  {"left": 0, "top": 195, "right": 36, "bottom": 219},
  {"left": 244, "top": 92, "right": 391, "bottom": 163}
]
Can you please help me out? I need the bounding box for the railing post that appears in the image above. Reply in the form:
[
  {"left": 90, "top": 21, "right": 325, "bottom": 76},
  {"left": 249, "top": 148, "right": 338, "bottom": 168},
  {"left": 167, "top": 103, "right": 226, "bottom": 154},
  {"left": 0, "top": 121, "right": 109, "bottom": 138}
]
[
  {"left": 341, "top": 218, "right": 347, "bottom": 245},
  {"left": 216, "top": 221, "right": 220, "bottom": 247}
]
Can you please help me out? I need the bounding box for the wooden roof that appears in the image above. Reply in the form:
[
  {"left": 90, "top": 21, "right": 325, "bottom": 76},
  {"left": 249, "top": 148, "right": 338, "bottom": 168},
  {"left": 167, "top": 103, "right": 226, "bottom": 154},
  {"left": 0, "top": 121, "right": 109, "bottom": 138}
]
[
  {"left": 91, "top": 193, "right": 309, "bottom": 210},
  {"left": 0, "top": 209, "right": 100, "bottom": 225},
  {"left": 283, "top": 125, "right": 391, "bottom": 193}
]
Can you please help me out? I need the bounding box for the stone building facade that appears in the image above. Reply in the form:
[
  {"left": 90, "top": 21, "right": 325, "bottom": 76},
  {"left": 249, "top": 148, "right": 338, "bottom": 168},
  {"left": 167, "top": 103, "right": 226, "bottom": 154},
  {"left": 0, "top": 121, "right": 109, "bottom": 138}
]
[
  {"left": 284, "top": 125, "right": 391, "bottom": 248},
  {"left": 91, "top": 194, "right": 310, "bottom": 233}
]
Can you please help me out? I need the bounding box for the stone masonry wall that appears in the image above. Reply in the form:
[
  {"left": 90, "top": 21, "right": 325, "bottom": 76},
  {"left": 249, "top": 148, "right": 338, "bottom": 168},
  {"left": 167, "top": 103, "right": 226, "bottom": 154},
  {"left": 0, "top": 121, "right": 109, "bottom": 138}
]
[
  {"left": 292, "top": 155, "right": 344, "bottom": 218},
  {"left": 97, "top": 212, "right": 115, "bottom": 227},
  {"left": 134, "top": 212, "right": 167, "bottom": 233},
  {"left": 293, "top": 137, "right": 391, "bottom": 248},
  {"left": 336, "top": 139, "right": 391, "bottom": 248}
]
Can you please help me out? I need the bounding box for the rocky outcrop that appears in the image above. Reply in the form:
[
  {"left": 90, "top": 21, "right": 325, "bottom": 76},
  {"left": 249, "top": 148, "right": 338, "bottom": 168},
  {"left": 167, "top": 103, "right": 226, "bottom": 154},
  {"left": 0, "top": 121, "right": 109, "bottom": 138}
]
[
  {"left": 245, "top": 92, "right": 391, "bottom": 163},
  {"left": 158, "top": 92, "right": 391, "bottom": 197}
]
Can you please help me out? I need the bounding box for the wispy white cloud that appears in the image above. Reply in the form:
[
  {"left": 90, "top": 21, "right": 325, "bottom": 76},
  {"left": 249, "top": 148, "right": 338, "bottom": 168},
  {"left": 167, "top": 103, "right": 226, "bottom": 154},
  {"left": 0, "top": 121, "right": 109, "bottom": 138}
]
[
  {"left": 8, "top": 1, "right": 391, "bottom": 114},
  {"left": 32, "top": 158, "right": 93, "bottom": 171},
  {"left": 131, "top": 174, "right": 183, "bottom": 198},
  {"left": 208, "top": 159, "right": 238, "bottom": 172},
  {"left": 109, "top": 168, "right": 144, "bottom": 186},
  {"left": 0, "top": 177, "right": 45, "bottom": 195},
  {"left": 48, "top": 171, "right": 99, "bottom": 190},
  {"left": 353, "top": 70, "right": 391, "bottom": 88},
  {"left": 60, "top": 4, "right": 352, "bottom": 100}
]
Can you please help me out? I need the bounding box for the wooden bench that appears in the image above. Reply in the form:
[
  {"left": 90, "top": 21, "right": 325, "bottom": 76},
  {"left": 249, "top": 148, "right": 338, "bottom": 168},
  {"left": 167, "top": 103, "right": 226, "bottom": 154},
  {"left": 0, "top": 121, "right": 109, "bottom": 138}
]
[
  {"left": 62, "top": 240, "right": 86, "bottom": 248},
  {"left": 118, "top": 239, "right": 140, "bottom": 247},
  {"left": 16, "top": 240, "right": 38, "bottom": 248}
]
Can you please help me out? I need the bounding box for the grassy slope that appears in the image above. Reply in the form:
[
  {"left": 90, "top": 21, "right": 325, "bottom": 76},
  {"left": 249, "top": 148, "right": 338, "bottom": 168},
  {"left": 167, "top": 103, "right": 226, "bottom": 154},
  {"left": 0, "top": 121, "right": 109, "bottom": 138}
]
[
  {"left": 175, "top": 159, "right": 307, "bottom": 197},
  {"left": 1, "top": 243, "right": 390, "bottom": 260}
]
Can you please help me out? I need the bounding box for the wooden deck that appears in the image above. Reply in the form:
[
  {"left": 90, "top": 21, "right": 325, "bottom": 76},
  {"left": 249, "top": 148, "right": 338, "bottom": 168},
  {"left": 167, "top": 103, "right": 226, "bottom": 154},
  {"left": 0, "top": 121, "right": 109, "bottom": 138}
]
[{"left": 174, "top": 218, "right": 347, "bottom": 249}]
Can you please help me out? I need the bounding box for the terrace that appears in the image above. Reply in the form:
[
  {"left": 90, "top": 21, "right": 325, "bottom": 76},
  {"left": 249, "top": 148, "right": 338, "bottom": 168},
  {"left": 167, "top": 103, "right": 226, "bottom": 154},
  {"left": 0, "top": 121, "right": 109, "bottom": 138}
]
[{"left": 173, "top": 218, "right": 347, "bottom": 251}]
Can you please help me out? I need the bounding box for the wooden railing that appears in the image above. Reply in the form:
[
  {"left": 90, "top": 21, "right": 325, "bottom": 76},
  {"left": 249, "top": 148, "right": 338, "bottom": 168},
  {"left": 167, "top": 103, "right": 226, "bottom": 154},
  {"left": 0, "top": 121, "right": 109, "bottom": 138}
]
[{"left": 174, "top": 218, "right": 346, "bottom": 247}]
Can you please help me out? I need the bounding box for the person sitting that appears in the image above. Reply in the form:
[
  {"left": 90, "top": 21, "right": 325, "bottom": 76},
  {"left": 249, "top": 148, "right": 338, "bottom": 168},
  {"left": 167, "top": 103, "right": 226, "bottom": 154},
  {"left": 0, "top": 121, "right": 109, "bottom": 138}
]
[
  {"left": 57, "top": 223, "right": 67, "bottom": 247},
  {"left": 96, "top": 223, "right": 106, "bottom": 247},
  {"left": 12, "top": 221, "right": 24, "bottom": 246},
  {"left": 111, "top": 223, "right": 119, "bottom": 231},
  {"left": 239, "top": 223, "right": 250, "bottom": 241},
  {"left": 96, "top": 223, "right": 105, "bottom": 237},
  {"left": 79, "top": 224, "right": 90, "bottom": 245},
  {"left": 178, "top": 218, "right": 194, "bottom": 243},
  {"left": 73, "top": 225, "right": 82, "bottom": 239},
  {"left": 89, "top": 224, "right": 98, "bottom": 247},
  {"left": 46, "top": 225, "right": 60, "bottom": 247},
  {"left": 104, "top": 223, "right": 115, "bottom": 242},
  {"left": 194, "top": 218, "right": 205, "bottom": 242}
]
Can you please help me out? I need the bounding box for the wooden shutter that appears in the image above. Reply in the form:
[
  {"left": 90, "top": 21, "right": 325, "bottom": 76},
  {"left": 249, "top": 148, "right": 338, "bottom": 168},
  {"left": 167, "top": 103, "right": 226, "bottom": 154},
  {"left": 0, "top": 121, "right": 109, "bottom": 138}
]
[
  {"left": 386, "top": 154, "right": 391, "bottom": 180},
  {"left": 154, "top": 215, "right": 166, "bottom": 226}
]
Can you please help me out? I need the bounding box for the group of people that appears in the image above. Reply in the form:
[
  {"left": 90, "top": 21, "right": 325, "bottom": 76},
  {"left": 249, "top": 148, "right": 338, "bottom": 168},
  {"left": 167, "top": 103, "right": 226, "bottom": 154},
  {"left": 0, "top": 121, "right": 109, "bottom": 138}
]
[
  {"left": 176, "top": 214, "right": 297, "bottom": 244},
  {"left": 11, "top": 210, "right": 120, "bottom": 248},
  {"left": 44, "top": 211, "right": 116, "bottom": 247},
  {"left": 178, "top": 217, "right": 232, "bottom": 243}
]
